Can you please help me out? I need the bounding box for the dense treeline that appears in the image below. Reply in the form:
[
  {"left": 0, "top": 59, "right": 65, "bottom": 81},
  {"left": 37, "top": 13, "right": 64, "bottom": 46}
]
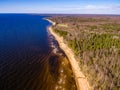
[
  {"left": 53, "top": 29, "right": 68, "bottom": 38},
  {"left": 67, "top": 34, "right": 120, "bottom": 52},
  {"left": 48, "top": 16, "right": 120, "bottom": 90}
]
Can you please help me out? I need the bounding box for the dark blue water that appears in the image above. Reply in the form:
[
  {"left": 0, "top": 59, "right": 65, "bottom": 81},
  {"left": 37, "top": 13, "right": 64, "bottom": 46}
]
[
  {"left": 0, "top": 14, "right": 49, "bottom": 53},
  {"left": 0, "top": 14, "right": 76, "bottom": 90}
]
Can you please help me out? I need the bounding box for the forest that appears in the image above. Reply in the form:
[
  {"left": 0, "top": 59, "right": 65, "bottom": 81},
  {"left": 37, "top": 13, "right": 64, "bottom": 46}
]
[{"left": 48, "top": 15, "right": 120, "bottom": 90}]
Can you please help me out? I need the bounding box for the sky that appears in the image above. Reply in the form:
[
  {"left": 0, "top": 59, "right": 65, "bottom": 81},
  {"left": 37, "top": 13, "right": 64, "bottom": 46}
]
[{"left": 0, "top": 0, "right": 120, "bottom": 14}]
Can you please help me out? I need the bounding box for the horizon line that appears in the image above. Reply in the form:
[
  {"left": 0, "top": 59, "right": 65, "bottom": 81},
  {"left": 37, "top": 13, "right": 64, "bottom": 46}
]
[{"left": 0, "top": 13, "right": 120, "bottom": 16}]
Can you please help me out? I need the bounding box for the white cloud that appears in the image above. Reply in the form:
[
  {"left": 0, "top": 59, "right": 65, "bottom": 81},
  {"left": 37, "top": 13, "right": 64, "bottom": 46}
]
[
  {"left": 84, "top": 5, "right": 110, "bottom": 10},
  {"left": 61, "top": 4, "right": 120, "bottom": 14},
  {"left": 0, "top": 3, "right": 120, "bottom": 14}
]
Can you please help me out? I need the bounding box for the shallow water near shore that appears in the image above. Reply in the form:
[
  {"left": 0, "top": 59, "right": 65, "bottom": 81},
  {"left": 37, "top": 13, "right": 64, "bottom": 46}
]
[{"left": 0, "top": 14, "right": 77, "bottom": 90}]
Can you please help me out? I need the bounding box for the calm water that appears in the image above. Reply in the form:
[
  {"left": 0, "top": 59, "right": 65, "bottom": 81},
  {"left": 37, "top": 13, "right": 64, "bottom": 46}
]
[{"left": 0, "top": 14, "right": 76, "bottom": 90}]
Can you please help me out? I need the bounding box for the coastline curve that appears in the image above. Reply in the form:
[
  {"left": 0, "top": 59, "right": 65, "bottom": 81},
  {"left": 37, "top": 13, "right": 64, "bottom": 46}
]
[{"left": 45, "top": 18, "right": 91, "bottom": 90}]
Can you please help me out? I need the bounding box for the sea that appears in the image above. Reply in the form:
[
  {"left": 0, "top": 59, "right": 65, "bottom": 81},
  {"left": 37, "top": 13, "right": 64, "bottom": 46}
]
[{"left": 0, "top": 14, "right": 76, "bottom": 90}]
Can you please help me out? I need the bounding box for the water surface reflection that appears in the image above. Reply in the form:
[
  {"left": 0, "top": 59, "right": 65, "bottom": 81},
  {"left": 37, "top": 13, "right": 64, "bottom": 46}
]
[{"left": 0, "top": 14, "right": 77, "bottom": 90}]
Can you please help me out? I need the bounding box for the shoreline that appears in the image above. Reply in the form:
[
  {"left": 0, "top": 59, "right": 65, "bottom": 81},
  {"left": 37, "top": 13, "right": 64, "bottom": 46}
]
[{"left": 46, "top": 19, "right": 91, "bottom": 90}]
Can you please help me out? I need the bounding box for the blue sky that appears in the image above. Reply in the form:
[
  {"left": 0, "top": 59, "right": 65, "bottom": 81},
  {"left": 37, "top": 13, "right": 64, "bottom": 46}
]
[{"left": 0, "top": 0, "right": 120, "bottom": 14}]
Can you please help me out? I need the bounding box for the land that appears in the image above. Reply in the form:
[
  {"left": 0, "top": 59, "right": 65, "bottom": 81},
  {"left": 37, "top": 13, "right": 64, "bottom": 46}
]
[
  {"left": 46, "top": 19, "right": 91, "bottom": 90},
  {"left": 46, "top": 15, "right": 120, "bottom": 90}
]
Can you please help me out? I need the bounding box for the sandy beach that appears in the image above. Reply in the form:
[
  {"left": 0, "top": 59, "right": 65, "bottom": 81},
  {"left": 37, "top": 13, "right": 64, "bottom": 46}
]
[{"left": 46, "top": 19, "right": 91, "bottom": 90}]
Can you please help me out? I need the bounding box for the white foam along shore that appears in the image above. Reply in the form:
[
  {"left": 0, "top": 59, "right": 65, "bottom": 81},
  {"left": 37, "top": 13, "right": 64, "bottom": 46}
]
[{"left": 45, "top": 18, "right": 91, "bottom": 90}]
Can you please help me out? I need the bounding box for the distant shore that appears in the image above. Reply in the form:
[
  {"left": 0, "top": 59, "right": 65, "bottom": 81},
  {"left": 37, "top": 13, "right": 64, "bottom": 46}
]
[{"left": 46, "top": 18, "right": 91, "bottom": 90}]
